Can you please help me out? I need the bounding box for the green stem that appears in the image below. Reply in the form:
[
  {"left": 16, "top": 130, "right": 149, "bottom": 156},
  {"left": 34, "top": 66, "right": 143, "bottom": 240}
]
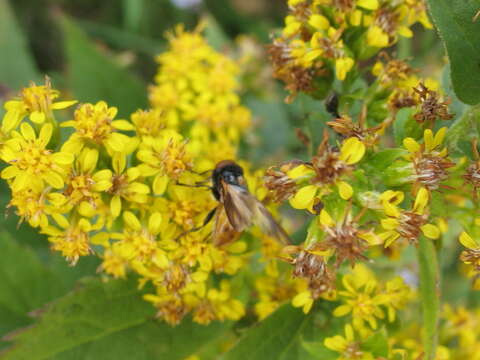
[{"left": 417, "top": 236, "right": 440, "bottom": 360}]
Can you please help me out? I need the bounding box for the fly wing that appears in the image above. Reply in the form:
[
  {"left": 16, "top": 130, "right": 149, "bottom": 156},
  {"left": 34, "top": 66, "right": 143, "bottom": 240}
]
[
  {"left": 253, "top": 201, "right": 291, "bottom": 245},
  {"left": 221, "top": 181, "right": 255, "bottom": 232},
  {"left": 222, "top": 181, "right": 290, "bottom": 244},
  {"left": 212, "top": 205, "right": 242, "bottom": 247}
]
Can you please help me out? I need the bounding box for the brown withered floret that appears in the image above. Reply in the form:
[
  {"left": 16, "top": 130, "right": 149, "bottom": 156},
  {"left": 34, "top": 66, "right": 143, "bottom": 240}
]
[
  {"left": 413, "top": 83, "right": 454, "bottom": 124},
  {"left": 311, "top": 131, "right": 351, "bottom": 185},
  {"left": 375, "top": 6, "right": 399, "bottom": 38},
  {"left": 463, "top": 139, "right": 480, "bottom": 199},
  {"left": 460, "top": 249, "right": 480, "bottom": 272},
  {"left": 327, "top": 114, "right": 382, "bottom": 146},
  {"left": 264, "top": 160, "right": 302, "bottom": 202},
  {"left": 412, "top": 153, "right": 455, "bottom": 191},
  {"left": 284, "top": 245, "right": 336, "bottom": 298},
  {"left": 318, "top": 215, "right": 369, "bottom": 268},
  {"left": 389, "top": 90, "right": 417, "bottom": 112},
  {"left": 396, "top": 211, "right": 428, "bottom": 244},
  {"left": 268, "top": 41, "right": 319, "bottom": 102},
  {"left": 333, "top": 0, "right": 354, "bottom": 11},
  {"left": 377, "top": 52, "right": 415, "bottom": 84}
]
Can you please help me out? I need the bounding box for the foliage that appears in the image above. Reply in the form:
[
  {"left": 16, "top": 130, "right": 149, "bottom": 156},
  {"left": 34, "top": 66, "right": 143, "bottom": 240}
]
[{"left": 1, "top": 0, "right": 480, "bottom": 359}]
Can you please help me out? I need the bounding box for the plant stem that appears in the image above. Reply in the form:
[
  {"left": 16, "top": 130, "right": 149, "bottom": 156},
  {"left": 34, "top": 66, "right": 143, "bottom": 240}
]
[{"left": 417, "top": 236, "right": 440, "bottom": 360}]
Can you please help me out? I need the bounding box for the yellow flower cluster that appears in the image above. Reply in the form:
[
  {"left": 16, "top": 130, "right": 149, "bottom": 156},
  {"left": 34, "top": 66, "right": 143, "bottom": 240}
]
[
  {"left": 269, "top": 0, "right": 431, "bottom": 99},
  {"left": 0, "top": 27, "right": 259, "bottom": 325}
]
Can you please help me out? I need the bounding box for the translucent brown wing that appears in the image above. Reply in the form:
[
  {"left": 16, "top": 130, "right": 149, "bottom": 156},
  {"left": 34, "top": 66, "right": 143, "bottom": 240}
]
[
  {"left": 221, "top": 181, "right": 290, "bottom": 244},
  {"left": 212, "top": 205, "right": 242, "bottom": 247}
]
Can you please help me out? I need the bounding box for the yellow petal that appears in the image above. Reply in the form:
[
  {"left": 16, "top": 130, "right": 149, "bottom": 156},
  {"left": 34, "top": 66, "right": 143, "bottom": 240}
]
[
  {"left": 424, "top": 129, "right": 434, "bottom": 151},
  {"left": 153, "top": 174, "right": 169, "bottom": 195},
  {"left": 339, "top": 137, "right": 365, "bottom": 164},
  {"left": 30, "top": 111, "right": 46, "bottom": 124},
  {"left": 403, "top": 137, "right": 420, "bottom": 153},
  {"left": 20, "top": 122, "right": 36, "bottom": 141},
  {"left": 320, "top": 209, "right": 335, "bottom": 227},
  {"left": 459, "top": 231, "right": 478, "bottom": 249},
  {"left": 337, "top": 181, "right": 353, "bottom": 200},
  {"left": 289, "top": 185, "right": 317, "bottom": 210},
  {"left": 287, "top": 164, "right": 314, "bottom": 179},
  {"left": 335, "top": 57, "right": 355, "bottom": 81},
  {"left": 110, "top": 195, "right": 122, "bottom": 218},
  {"left": 52, "top": 100, "right": 78, "bottom": 109},
  {"left": 357, "top": 0, "right": 378, "bottom": 10},
  {"left": 366, "top": 25, "right": 389, "bottom": 48},
  {"left": 433, "top": 127, "right": 447, "bottom": 148},
  {"left": 43, "top": 171, "right": 64, "bottom": 189},
  {"left": 324, "top": 335, "right": 348, "bottom": 352},
  {"left": 309, "top": 14, "right": 329, "bottom": 30},
  {"left": 148, "top": 212, "right": 163, "bottom": 235},
  {"left": 123, "top": 211, "right": 141, "bottom": 231},
  {"left": 381, "top": 218, "right": 399, "bottom": 230},
  {"left": 421, "top": 224, "right": 440, "bottom": 239},
  {"left": 52, "top": 152, "right": 74, "bottom": 165},
  {"left": 333, "top": 304, "right": 351, "bottom": 317},
  {"left": 413, "top": 187, "right": 429, "bottom": 214},
  {"left": 39, "top": 123, "right": 53, "bottom": 145},
  {"left": 397, "top": 26, "right": 413, "bottom": 38}
]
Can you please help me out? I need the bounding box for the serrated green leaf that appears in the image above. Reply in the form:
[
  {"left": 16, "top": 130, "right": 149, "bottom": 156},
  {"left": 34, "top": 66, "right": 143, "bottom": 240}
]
[
  {"left": 427, "top": 0, "right": 480, "bottom": 105},
  {"left": 0, "top": 0, "right": 39, "bottom": 90},
  {"left": 445, "top": 104, "right": 480, "bottom": 155},
  {"left": 223, "top": 305, "right": 309, "bottom": 360},
  {"left": 1, "top": 277, "right": 229, "bottom": 360},
  {"left": 60, "top": 15, "right": 148, "bottom": 118},
  {"left": 417, "top": 237, "right": 440, "bottom": 360}
]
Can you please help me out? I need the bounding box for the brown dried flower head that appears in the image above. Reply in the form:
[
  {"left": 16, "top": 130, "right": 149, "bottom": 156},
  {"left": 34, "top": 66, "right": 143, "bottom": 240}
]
[{"left": 413, "top": 82, "right": 454, "bottom": 125}]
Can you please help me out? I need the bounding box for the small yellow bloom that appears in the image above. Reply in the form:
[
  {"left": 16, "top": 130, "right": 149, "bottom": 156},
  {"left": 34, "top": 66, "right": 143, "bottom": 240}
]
[{"left": 367, "top": 26, "right": 389, "bottom": 48}]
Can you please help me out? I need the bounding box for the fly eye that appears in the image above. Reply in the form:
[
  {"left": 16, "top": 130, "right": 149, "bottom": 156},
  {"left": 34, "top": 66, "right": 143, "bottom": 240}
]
[{"left": 223, "top": 173, "right": 236, "bottom": 183}]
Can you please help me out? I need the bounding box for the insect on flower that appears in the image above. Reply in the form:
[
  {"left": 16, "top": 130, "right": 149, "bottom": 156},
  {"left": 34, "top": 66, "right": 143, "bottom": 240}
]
[{"left": 178, "top": 160, "right": 291, "bottom": 247}]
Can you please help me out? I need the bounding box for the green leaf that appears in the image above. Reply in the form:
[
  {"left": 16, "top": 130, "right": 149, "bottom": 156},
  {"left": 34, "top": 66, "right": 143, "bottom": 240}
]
[
  {"left": 393, "top": 108, "right": 422, "bottom": 146},
  {"left": 445, "top": 104, "right": 480, "bottom": 156},
  {"left": 0, "top": 232, "right": 65, "bottom": 316},
  {"left": 223, "top": 305, "right": 309, "bottom": 360},
  {"left": 60, "top": 15, "right": 148, "bottom": 118},
  {"left": 301, "top": 341, "right": 338, "bottom": 360},
  {"left": 417, "top": 237, "right": 440, "bottom": 360},
  {"left": 2, "top": 277, "right": 229, "bottom": 360},
  {"left": 427, "top": 0, "right": 480, "bottom": 105},
  {"left": 0, "top": 231, "right": 70, "bottom": 345},
  {"left": 365, "top": 148, "right": 407, "bottom": 172},
  {"left": 362, "top": 330, "right": 389, "bottom": 357},
  {"left": 0, "top": 0, "right": 39, "bottom": 90}
]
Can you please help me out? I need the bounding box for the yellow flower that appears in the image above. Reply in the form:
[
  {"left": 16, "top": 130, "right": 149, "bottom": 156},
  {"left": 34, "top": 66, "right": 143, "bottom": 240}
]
[
  {"left": 2, "top": 78, "right": 76, "bottom": 132},
  {"left": 335, "top": 57, "right": 355, "bottom": 81},
  {"left": 41, "top": 218, "right": 98, "bottom": 265},
  {"left": 379, "top": 187, "right": 440, "bottom": 247},
  {"left": 324, "top": 324, "right": 375, "bottom": 360},
  {"left": 64, "top": 148, "right": 113, "bottom": 206},
  {"left": 108, "top": 153, "right": 150, "bottom": 218},
  {"left": 61, "top": 101, "right": 137, "bottom": 155},
  {"left": 334, "top": 264, "right": 385, "bottom": 330},
  {"left": 1, "top": 123, "right": 73, "bottom": 191},
  {"left": 292, "top": 290, "right": 314, "bottom": 314},
  {"left": 366, "top": 25, "right": 390, "bottom": 48},
  {"left": 137, "top": 130, "right": 193, "bottom": 189}
]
